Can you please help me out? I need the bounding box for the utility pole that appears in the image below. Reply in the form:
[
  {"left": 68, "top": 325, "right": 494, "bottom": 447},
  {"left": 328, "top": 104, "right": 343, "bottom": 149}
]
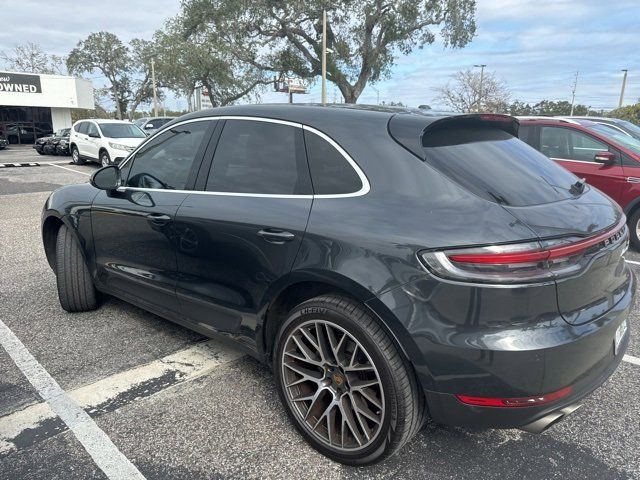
[
  {"left": 151, "top": 57, "right": 158, "bottom": 117},
  {"left": 321, "top": 10, "right": 327, "bottom": 105},
  {"left": 570, "top": 70, "right": 579, "bottom": 116},
  {"left": 619, "top": 69, "right": 628, "bottom": 108},
  {"left": 371, "top": 85, "right": 380, "bottom": 105},
  {"left": 474, "top": 64, "right": 486, "bottom": 112}
]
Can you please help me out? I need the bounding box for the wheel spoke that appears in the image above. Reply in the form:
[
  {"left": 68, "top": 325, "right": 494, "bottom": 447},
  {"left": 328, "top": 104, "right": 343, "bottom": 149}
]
[
  {"left": 340, "top": 398, "right": 366, "bottom": 446},
  {"left": 283, "top": 360, "right": 322, "bottom": 383},
  {"left": 357, "top": 387, "right": 383, "bottom": 410},
  {"left": 315, "top": 323, "right": 335, "bottom": 364}
]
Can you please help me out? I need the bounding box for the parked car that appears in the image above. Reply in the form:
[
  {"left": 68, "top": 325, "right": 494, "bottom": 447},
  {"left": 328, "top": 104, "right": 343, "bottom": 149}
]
[
  {"left": 42, "top": 106, "right": 633, "bottom": 465},
  {"left": 134, "top": 116, "right": 175, "bottom": 136},
  {"left": 563, "top": 117, "right": 640, "bottom": 140},
  {"left": 0, "top": 138, "right": 8, "bottom": 150},
  {"left": 43, "top": 128, "right": 71, "bottom": 155},
  {"left": 518, "top": 117, "right": 640, "bottom": 248},
  {"left": 33, "top": 128, "right": 71, "bottom": 155},
  {"left": 69, "top": 120, "right": 147, "bottom": 166}
]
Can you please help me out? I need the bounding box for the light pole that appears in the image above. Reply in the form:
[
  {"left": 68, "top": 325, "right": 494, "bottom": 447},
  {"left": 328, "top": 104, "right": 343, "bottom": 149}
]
[
  {"left": 151, "top": 57, "right": 158, "bottom": 117},
  {"left": 371, "top": 85, "right": 380, "bottom": 105},
  {"left": 321, "top": 10, "right": 327, "bottom": 105},
  {"left": 474, "top": 64, "right": 486, "bottom": 112},
  {"left": 619, "top": 69, "right": 628, "bottom": 108}
]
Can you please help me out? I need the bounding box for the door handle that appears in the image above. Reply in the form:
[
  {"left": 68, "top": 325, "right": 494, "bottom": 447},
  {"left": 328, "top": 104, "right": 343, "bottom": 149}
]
[
  {"left": 146, "top": 213, "right": 171, "bottom": 226},
  {"left": 257, "top": 229, "right": 295, "bottom": 244}
]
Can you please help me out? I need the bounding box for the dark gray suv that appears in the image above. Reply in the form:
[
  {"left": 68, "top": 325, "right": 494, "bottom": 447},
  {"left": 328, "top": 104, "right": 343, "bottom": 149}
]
[{"left": 42, "top": 105, "right": 634, "bottom": 465}]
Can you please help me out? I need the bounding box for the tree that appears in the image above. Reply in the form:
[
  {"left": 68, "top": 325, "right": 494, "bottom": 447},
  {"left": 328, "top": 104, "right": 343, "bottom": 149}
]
[
  {"left": 154, "top": 16, "right": 269, "bottom": 109},
  {"left": 181, "top": 0, "right": 477, "bottom": 104},
  {"left": 436, "top": 68, "right": 510, "bottom": 113},
  {"left": 608, "top": 103, "right": 640, "bottom": 124},
  {"left": 0, "top": 42, "right": 66, "bottom": 74},
  {"left": 67, "top": 32, "right": 157, "bottom": 120},
  {"left": 508, "top": 100, "right": 601, "bottom": 117}
]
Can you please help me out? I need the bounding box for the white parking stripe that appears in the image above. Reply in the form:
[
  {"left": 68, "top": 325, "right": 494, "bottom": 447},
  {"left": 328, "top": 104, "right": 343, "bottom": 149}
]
[
  {"left": 46, "top": 163, "right": 91, "bottom": 176},
  {"left": 625, "top": 259, "right": 640, "bottom": 266},
  {"left": 0, "top": 320, "right": 146, "bottom": 480},
  {"left": 623, "top": 355, "right": 640, "bottom": 366}
]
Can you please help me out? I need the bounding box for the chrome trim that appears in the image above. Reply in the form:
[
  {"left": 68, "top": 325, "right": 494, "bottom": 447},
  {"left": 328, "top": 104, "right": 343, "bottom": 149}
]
[
  {"left": 627, "top": 177, "right": 640, "bottom": 184},
  {"left": 116, "top": 115, "right": 370, "bottom": 200}
]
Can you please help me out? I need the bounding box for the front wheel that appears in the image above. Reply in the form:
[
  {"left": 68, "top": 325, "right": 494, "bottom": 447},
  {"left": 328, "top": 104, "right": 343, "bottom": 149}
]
[
  {"left": 71, "top": 146, "right": 85, "bottom": 165},
  {"left": 100, "top": 150, "right": 111, "bottom": 167},
  {"left": 274, "top": 295, "right": 426, "bottom": 465}
]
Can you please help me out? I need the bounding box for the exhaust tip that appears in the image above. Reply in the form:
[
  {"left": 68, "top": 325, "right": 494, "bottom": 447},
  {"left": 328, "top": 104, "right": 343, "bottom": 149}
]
[{"left": 519, "top": 404, "right": 582, "bottom": 434}]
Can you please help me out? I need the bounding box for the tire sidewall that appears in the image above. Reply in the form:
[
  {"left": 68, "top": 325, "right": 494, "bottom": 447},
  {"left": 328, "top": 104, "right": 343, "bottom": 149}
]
[
  {"left": 71, "top": 146, "right": 80, "bottom": 164},
  {"left": 273, "top": 301, "right": 399, "bottom": 465},
  {"left": 101, "top": 151, "right": 110, "bottom": 167},
  {"left": 629, "top": 210, "right": 640, "bottom": 250}
]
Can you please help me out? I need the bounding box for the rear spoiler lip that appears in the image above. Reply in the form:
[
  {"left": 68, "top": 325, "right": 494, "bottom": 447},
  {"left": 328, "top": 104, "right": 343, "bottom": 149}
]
[{"left": 420, "top": 114, "right": 519, "bottom": 145}]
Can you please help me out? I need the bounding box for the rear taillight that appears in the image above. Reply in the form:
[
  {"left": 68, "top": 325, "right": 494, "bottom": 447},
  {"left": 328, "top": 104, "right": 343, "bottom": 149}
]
[{"left": 419, "top": 219, "right": 627, "bottom": 284}]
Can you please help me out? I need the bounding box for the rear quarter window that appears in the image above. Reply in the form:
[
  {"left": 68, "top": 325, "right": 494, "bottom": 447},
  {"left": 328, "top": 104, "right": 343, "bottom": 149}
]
[{"left": 304, "top": 131, "right": 363, "bottom": 195}]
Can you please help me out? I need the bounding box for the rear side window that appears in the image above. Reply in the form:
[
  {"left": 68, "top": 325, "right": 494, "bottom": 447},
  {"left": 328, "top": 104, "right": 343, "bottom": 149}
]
[
  {"left": 304, "top": 131, "right": 362, "bottom": 195},
  {"left": 206, "top": 120, "right": 311, "bottom": 195},
  {"left": 75, "top": 122, "right": 87, "bottom": 134},
  {"left": 126, "top": 121, "right": 210, "bottom": 190},
  {"left": 422, "top": 127, "right": 579, "bottom": 207}
]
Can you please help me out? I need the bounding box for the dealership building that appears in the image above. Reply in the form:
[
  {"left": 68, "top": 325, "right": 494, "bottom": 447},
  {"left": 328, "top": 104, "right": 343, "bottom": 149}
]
[{"left": 0, "top": 71, "right": 94, "bottom": 144}]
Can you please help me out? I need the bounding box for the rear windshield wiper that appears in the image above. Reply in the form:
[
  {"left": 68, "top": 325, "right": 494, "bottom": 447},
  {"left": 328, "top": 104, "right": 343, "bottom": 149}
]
[{"left": 569, "top": 178, "right": 586, "bottom": 196}]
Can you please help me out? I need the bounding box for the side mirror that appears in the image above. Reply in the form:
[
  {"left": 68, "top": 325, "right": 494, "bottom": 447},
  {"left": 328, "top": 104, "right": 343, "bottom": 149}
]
[
  {"left": 90, "top": 165, "right": 120, "bottom": 191},
  {"left": 594, "top": 151, "right": 615, "bottom": 166}
]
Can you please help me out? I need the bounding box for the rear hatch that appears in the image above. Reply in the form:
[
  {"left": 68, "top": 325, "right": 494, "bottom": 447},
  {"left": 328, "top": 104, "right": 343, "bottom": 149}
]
[{"left": 390, "top": 113, "right": 630, "bottom": 325}]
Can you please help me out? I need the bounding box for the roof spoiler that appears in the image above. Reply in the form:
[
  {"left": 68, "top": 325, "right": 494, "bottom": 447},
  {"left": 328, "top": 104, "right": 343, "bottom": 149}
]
[{"left": 421, "top": 114, "right": 519, "bottom": 146}]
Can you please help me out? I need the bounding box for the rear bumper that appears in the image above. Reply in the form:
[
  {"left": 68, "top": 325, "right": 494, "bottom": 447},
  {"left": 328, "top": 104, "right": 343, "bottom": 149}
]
[{"left": 372, "top": 266, "right": 635, "bottom": 430}]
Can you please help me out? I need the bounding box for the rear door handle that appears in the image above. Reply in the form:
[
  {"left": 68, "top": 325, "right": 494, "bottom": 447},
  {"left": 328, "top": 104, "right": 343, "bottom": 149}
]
[
  {"left": 146, "top": 213, "right": 171, "bottom": 226},
  {"left": 257, "top": 229, "right": 295, "bottom": 244}
]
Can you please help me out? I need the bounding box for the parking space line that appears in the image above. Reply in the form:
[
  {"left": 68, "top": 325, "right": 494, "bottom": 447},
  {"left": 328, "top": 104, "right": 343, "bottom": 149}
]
[
  {"left": 0, "top": 339, "right": 244, "bottom": 456},
  {"left": 0, "top": 319, "right": 146, "bottom": 480},
  {"left": 625, "top": 259, "right": 640, "bottom": 266},
  {"left": 46, "top": 163, "right": 91, "bottom": 176},
  {"left": 624, "top": 355, "right": 640, "bottom": 366}
]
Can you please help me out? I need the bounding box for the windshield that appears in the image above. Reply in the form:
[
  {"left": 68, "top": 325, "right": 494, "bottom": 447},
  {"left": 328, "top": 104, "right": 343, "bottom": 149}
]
[
  {"left": 616, "top": 120, "right": 640, "bottom": 138},
  {"left": 133, "top": 118, "right": 148, "bottom": 127},
  {"left": 589, "top": 124, "right": 640, "bottom": 155},
  {"left": 422, "top": 127, "right": 579, "bottom": 206},
  {"left": 99, "top": 123, "right": 146, "bottom": 139},
  {"left": 57, "top": 128, "right": 70, "bottom": 136}
]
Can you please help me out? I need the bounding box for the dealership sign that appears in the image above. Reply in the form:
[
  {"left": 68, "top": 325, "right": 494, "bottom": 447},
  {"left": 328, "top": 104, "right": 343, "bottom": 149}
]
[{"left": 0, "top": 72, "right": 42, "bottom": 93}]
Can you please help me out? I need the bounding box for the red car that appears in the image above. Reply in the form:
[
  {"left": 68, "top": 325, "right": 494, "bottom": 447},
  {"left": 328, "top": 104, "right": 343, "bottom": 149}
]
[{"left": 518, "top": 117, "right": 640, "bottom": 248}]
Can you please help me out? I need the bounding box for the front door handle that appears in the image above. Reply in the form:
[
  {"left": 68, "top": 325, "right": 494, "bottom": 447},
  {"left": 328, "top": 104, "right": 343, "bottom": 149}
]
[
  {"left": 146, "top": 213, "right": 171, "bottom": 226},
  {"left": 257, "top": 229, "right": 295, "bottom": 244}
]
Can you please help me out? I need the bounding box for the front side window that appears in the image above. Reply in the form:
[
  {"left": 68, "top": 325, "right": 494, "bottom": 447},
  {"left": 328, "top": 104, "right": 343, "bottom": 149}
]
[
  {"left": 206, "top": 120, "right": 311, "bottom": 195},
  {"left": 86, "top": 123, "right": 99, "bottom": 137},
  {"left": 126, "top": 121, "right": 211, "bottom": 190},
  {"left": 304, "top": 130, "right": 362, "bottom": 195},
  {"left": 540, "top": 126, "right": 609, "bottom": 162}
]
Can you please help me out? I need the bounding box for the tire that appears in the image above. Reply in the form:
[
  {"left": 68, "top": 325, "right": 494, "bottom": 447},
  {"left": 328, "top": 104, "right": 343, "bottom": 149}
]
[
  {"left": 629, "top": 209, "right": 640, "bottom": 250},
  {"left": 100, "top": 150, "right": 111, "bottom": 167},
  {"left": 55, "top": 224, "right": 97, "bottom": 312},
  {"left": 71, "top": 146, "right": 85, "bottom": 165},
  {"left": 274, "top": 295, "right": 426, "bottom": 465},
  {"left": 36, "top": 149, "right": 45, "bottom": 155}
]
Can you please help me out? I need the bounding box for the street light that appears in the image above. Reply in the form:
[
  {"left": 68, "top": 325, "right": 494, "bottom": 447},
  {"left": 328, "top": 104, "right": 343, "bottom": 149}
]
[
  {"left": 619, "top": 69, "right": 628, "bottom": 108},
  {"left": 474, "top": 64, "right": 486, "bottom": 112},
  {"left": 370, "top": 85, "right": 380, "bottom": 105},
  {"left": 321, "top": 10, "right": 327, "bottom": 105}
]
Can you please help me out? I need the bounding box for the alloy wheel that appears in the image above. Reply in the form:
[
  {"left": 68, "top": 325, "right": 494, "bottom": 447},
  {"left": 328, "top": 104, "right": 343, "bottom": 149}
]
[
  {"left": 101, "top": 154, "right": 110, "bottom": 167},
  {"left": 281, "top": 320, "right": 385, "bottom": 451},
  {"left": 635, "top": 218, "right": 640, "bottom": 242},
  {"left": 72, "top": 148, "right": 79, "bottom": 163}
]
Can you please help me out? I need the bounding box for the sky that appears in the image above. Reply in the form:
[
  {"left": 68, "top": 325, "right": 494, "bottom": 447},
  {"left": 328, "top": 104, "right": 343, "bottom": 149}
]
[{"left": 0, "top": 0, "right": 638, "bottom": 112}]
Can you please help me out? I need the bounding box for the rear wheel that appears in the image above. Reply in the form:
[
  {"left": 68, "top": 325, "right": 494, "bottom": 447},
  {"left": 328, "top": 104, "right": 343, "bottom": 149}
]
[
  {"left": 274, "top": 295, "right": 426, "bottom": 465},
  {"left": 71, "top": 146, "right": 85, "bottom": 165},
  {"left": 629, "top": 209, "right": 640, "bottom": 250},
  {"left": 55, "top": 224, "right": 97, "bottom": 312}
]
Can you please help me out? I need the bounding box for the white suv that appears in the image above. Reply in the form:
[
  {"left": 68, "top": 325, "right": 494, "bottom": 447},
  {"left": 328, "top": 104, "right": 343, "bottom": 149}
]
[{"left": 69, "top": 120, "right": 147, "bottom": 166}]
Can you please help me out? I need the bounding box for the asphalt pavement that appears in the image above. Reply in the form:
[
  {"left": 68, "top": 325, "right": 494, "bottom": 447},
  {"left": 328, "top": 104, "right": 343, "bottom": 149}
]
[{"left": 1, "top": 145, "right": 639, "bottom": 479}]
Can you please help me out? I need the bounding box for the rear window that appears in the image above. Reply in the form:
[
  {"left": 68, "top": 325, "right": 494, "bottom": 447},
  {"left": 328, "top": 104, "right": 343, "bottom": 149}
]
[
  {"left": 422, "top": 127, "right": 579, "bottom": 206},
  {"left": 98, "top": 123, "right": 146, "bottom": 139}
]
